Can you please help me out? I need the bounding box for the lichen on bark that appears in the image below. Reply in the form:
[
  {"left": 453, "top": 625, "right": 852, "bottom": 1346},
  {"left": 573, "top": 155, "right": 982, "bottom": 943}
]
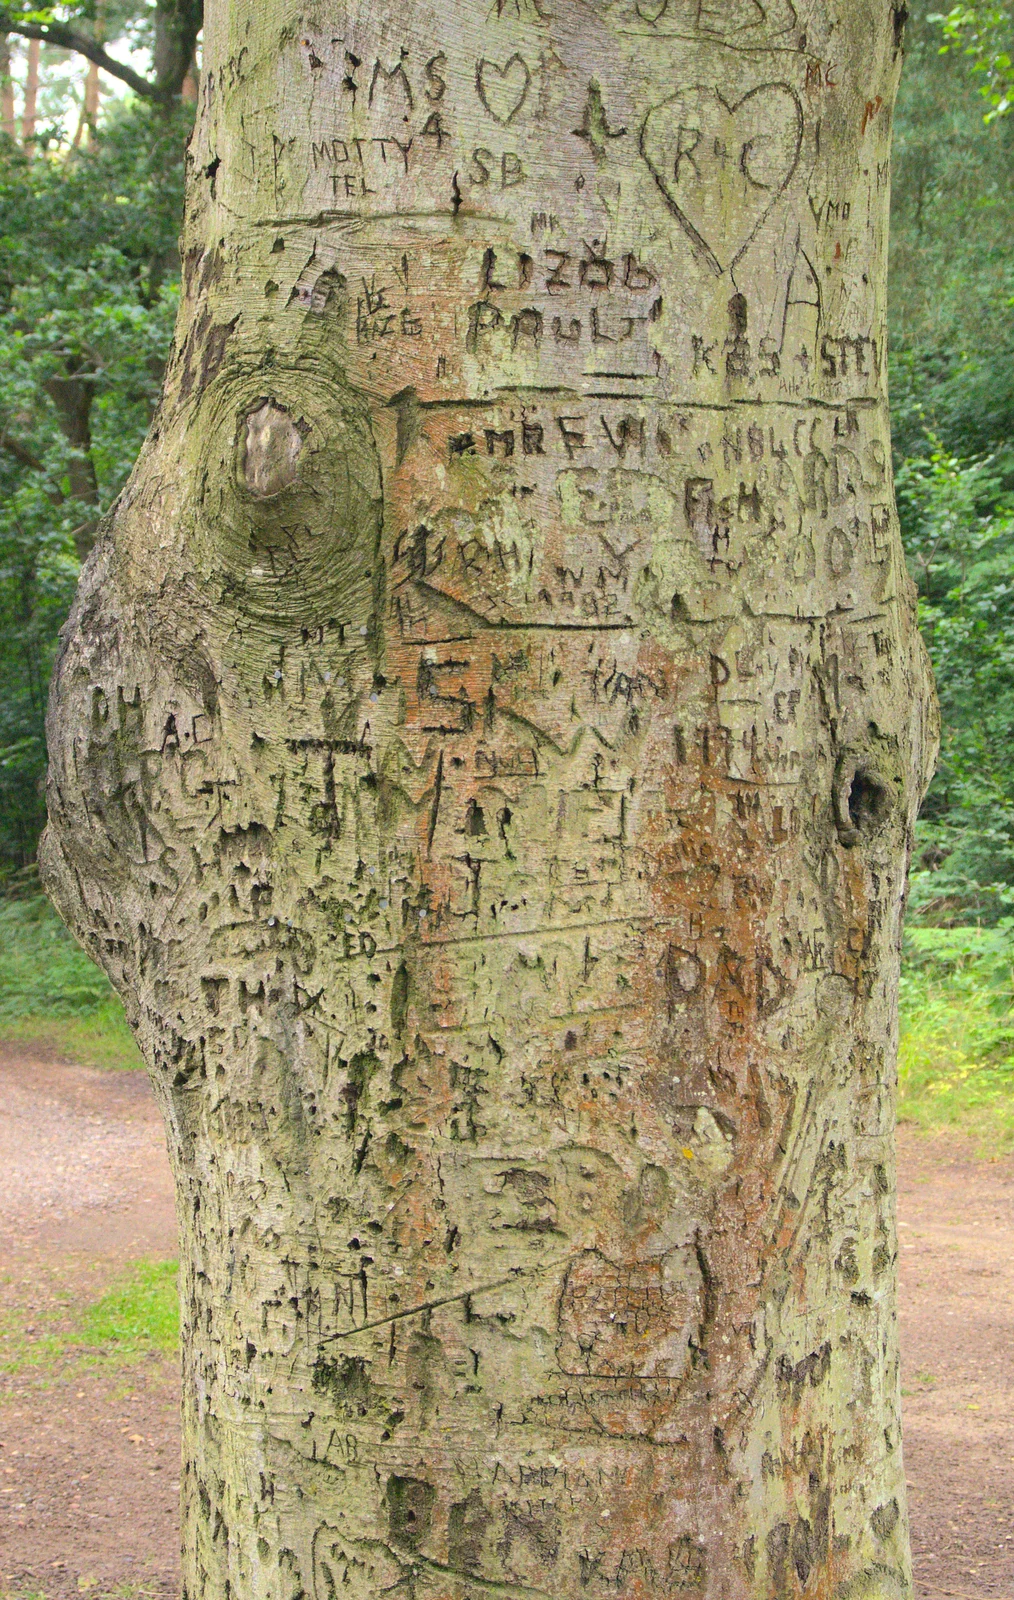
[{"left": 42, "top": 2, "right": 937, "bottom": 1596}]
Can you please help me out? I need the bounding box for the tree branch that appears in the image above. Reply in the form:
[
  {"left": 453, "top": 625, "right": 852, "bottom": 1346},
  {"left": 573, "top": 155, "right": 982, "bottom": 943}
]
[
  {"left": 0, "top": 13, "right": 159, "bottom": 101},
  {"left": 0, "top": 426, "right": 48, "bottom": 475},
  {"left": 0, "top": 426, "right": 68, "bottom": 513}
]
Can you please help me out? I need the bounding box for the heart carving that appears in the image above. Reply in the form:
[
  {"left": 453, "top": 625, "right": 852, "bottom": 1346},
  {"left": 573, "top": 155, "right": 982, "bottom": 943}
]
[
  {"left": 640, "top": 83, "right": 803, "bottom": 275},
  {"left": 476, "top": 53, "right": 532, "bottom": 126},
  {"left": 635, "top": 0, "right": 799, "bottom": 42}
]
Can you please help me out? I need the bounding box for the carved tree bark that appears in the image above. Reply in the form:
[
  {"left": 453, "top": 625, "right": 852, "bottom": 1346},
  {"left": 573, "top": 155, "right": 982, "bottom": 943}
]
[{"left": 42, "top": 2, "right": 937, "bottom": 1596}]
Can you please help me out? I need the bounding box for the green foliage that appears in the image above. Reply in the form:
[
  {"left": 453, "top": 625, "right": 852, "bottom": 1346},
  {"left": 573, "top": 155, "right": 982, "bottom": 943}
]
[
  {"left": 0, "top": 98, "right": 187, "bottom": 882},
  {"left": 0, "top": 2, "right": 148, "bottom": 22},
  {"left": 899, "top": 925, "right": 1014, "bottom": 1149},
  {"left": 0, "top": 893, "right": 112, "bottom": 1015},
  {"left": 890, "top": 4, "right": 1014, "bottom": 468},
  {"left": 891, "top": 6, "right": 1014, "bottom": 927},
  {"left": 932, "top": 4, "right": 1013, "bottom": 119},
  {"left": 0, "top": 2, "right": 162, "bottom": 71},
  {"left": 0, "top": 1258, "right": 179, "bottom": 1375},
  {"left": 1, "top": 1006, "right": 144, "bottom": 1068},
  {"left": 897, "top": 448, "right": 1014, "bottom": 919},
  {"left": 0, "top": 894, "right": 142, "bottom": 1066},
  {"left": 0, "top": 4, "right": 70, "bottom": 21}
]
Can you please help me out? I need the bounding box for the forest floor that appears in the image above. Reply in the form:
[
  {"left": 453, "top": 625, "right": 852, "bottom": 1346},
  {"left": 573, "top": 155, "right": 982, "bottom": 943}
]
[{"left": 0, "top": 1046, "right": 1011, "bottom": 1600}]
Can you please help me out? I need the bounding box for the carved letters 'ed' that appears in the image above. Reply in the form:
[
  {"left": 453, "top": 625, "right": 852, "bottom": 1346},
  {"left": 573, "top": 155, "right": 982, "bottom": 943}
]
[{"left": 42, "top": 1, "right": 936, "bottom": 1597}]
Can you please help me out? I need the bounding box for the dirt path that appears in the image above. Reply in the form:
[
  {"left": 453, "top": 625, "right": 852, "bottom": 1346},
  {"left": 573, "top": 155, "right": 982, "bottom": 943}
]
[
  {"left": 0, "top": 1049, "right": 1011, "bottom": 1600},
  {"left": 0, "top": 1045, "right": 179, "bottom": 1598},
  {"left": 898, "top": 1129, "right": 1014, "bottom": 1600}
]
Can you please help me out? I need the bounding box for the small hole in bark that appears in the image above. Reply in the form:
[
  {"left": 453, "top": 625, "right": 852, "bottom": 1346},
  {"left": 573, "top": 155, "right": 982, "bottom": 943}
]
[
  {"left": 835, "top": 759, "right": 895, "bottom": 847},
  {"left": 848, "top": 771, "right": 890, "bottom": 831},
  {"left": 893, "top": 5, "right": 909, "bottom": 51}
]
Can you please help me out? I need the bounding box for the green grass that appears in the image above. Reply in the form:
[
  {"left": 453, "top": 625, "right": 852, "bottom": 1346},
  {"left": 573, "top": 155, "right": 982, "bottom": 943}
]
[
  {"left": 1, "top": 1586, "right": 163, "bottom": 1600},
  {"left": 79, "top": 1260, "right": 180, "bottom": 1354},
  {"left": 0, "top": 1260, "right": 179, "bottom": 1377},
  {"left": 0, "top": 895, "right": 143, "bottom": 1070},
  {"left": 899, "top": 924, "right": 1014, "bottom": 1152}
]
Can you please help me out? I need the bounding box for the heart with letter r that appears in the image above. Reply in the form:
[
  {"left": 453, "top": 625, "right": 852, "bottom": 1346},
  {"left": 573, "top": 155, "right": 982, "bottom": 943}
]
[
  {"left": 639, "top": 83, "right": 803, "bottom": 274},
  {"left": 476, "top": 53, "right": 532, "bottom": 125}
]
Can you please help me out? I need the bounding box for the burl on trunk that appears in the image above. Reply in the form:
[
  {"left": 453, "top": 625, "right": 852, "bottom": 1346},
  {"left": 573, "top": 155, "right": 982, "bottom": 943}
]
[{"left": 42, "top": 1, "right": 937, "bottom": 1596}]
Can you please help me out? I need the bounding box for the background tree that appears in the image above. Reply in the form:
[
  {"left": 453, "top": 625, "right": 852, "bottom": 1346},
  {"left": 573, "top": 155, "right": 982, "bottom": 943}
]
[
  {"left": 42, "top": 0, "right": 937, "bottom": 1594},
  {"left": 0, "top": 0, "right": 202, "bottom": 104}
]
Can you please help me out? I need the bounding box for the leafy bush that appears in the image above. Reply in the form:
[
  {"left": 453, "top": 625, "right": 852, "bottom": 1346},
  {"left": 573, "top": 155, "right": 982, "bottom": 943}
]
[
  {"left": 898, "top": 449, "right": 1014, "bottom": 920},
  {"left": 933, "top": 4, "right": 1014, "bottom": 122},
  {"left": 0, "top": 894, "right": 111, "bottom": 1019},
  {"left": 899, "top": 923, "right": 1014, "bottom": 1149}
]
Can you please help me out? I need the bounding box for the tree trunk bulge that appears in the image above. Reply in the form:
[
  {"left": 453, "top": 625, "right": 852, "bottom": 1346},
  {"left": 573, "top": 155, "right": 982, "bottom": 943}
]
[{"left": 42, "top": 2, "right": 938, "bottom": 1596}]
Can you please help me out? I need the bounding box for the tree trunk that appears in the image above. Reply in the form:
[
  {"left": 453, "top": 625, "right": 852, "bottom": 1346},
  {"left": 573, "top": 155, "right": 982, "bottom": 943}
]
[
  {"left": 1, "top": 34, "right": 16, "bottom": 141},
  {"left": 153, "top": 0, "right": 203, "bottom": 102},
  {"left": 43, "top": 360, "right": 99, "bottom": 559},
  {"left": 21, "top": 36, "right": 38, "bottom": 145},
  {"left": 71, "top": 9, "right": 103, "bottom": 153},
  {"left": 75, "top": 23, "right": 102, "bottom": 149},
  {"left": 42, "top": 2, "right": 938, "bottom": 1596}
]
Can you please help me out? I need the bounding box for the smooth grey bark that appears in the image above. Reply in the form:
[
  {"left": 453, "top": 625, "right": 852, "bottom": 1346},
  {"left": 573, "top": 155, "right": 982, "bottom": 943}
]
[{"left": 42, "top": 2, "right": 937, "bottom": 1597}]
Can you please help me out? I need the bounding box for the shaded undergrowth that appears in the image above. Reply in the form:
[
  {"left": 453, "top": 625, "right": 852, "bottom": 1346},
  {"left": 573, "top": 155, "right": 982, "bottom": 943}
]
[{"left": 0, "top": 896, "right": 142, "bottom": 1070}]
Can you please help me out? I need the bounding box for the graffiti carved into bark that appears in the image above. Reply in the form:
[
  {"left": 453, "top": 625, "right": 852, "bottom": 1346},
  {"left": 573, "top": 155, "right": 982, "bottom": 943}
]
[{"left": 43, "top": 1, "right": 937, "bottom": 1595}]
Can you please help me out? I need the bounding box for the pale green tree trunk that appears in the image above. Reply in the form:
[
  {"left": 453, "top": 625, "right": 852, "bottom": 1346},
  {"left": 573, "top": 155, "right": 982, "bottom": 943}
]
[
  {"left": 42, "top": 2, "right": 937, "bottom": 1596},
  {"left": 0, "top": 34, "right": 16, "bottom": 141}
]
